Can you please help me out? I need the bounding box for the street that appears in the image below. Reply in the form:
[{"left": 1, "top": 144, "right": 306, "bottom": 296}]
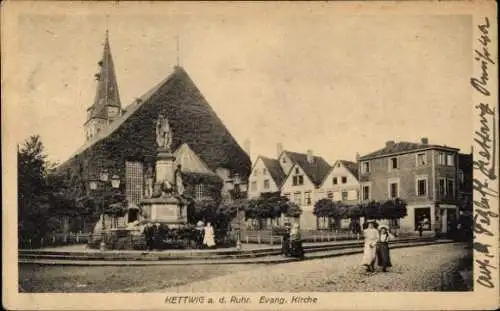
[
  {"left": 165, "top": 243, "right": 471, "bottom": 292},
  {"left": 19, "top": 243, "right": 471, "bottom": 293}
]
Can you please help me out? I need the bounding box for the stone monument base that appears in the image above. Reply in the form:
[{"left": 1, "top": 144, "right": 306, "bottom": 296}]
[{"left": 141, "top": 196, "right": 187, "bottom": 228}]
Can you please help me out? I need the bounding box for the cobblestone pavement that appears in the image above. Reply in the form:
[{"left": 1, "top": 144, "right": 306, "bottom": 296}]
[{"left": 165, "top": 243, "right": 470, "bottom": 292}]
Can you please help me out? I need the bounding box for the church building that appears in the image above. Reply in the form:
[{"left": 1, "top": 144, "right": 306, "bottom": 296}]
[{"left": 55, "top": 32, "right": 251, "bottom": 228}]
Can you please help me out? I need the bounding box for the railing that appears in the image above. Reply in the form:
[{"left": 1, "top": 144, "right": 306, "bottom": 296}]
[
  {"left": 240, "top": 229, "right": 362, "bottom": 245},
  {"left": 19, "top": 232, "right": 92, "bottom": 249},
  {"left": 239, "top": 229, "right": 420, "bottom": 245}
]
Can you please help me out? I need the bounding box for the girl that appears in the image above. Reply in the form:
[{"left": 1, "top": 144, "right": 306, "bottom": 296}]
[
  {"left": 376, "top": 225, "right": 395, "bottom": 272},
  {"left": 361, "top": 220, "right": 378, "bottom": 272},
  {"left": 203, "top": 222, "right": 216, "bottom": 248}
]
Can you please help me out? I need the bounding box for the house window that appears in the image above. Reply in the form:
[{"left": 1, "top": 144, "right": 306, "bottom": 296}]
[
  {"left": 341, "top": 176, "right": 347, "bottom": 184},
  {"left": 250, "top": 181, "right": 257, "bottom": 191},
  {"left": 341, "top": 191, "right": 348, "bottom": 201},
  {"left": 417, "top": 176, "right": 427, "bottom": 196},
  {"left": 253, "top": 169, "right": 258, "bottom": 176},
  {"left": 356, "top": 190, "right": 360, "bottom": 200},
  {"left": 447, "top": 154, "right": 455, "bottom": 166},
  {"left": 416, "top": 153, "right": 426, "bottom": 166},
  {"left": 195, "top": 184, "right": 205, "bottom": 200},
  {"left": 294, "top": 192, "right": 302, "bottom": 205},
  {"left": 362, "top": 162, "right": 370, "bottom": 173},
  {"left": 263, "top": 168, "right": 267, "bottom": 175},
  {"left": 294, "top": 167, "right": 300, "bottom": 174},
  {"left": 333, "top": 177, "right": 338, "bottom": 185},
  {"left": 362, "top": 185, "right": 370, "bottom": 200},
  {"left": 263, "top": 179, "right": 270, "bottom": 189},
  {"left": 125, "top": 161, "right": 144, "bottom": 205},
  {"left": 389, "top": 157, "right": 398, "bottom": 170},
  {"left": 337, "top": 163, "right": 341, "bottom": 168},
  {"left": 389, "top": 182, "right": 399, "bottom": 198},
  {"left": 414, "top": 207, "right": 431, "bottom": 231},
  {"left": 282, "top": 157, "right": 287, "bottom": 164},
  {"left": 284, "top": 193, "right": 291, "bottom": 201},
  {"left": 327, "top": 191, "right": 333, "bottom": 199},
  {"left": 458, "top": 170, "right": 465, "bottom": 184},
  {"left": 447, "top": 179, "right": 454, "bottom": 197},
  {"left": 438, "top": 152, "right": 446, "bottom": 165},
  {"left": 305, "top": 191, "right": 312, "bottom": 205},
  {"left": 292, "top": 175, "right": 304, "bottom": 186},
  {"left": 438, "top": 178, "right": 446, "bottom": 196}
]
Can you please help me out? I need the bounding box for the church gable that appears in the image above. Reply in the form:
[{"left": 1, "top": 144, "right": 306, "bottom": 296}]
[{"left": 174, "top": 143, "right": 213, "bottom": 174}]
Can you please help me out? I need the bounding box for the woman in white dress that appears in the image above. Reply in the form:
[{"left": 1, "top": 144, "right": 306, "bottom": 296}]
[
  {"left": 361, "top": 220, "right": 379, "bottom": 272},
  {"left": 203, "top": 222, "right": 216, "bottom": 248}
]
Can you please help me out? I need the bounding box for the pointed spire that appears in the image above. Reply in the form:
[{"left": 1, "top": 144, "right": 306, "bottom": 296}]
[{"left": 87, "top": 30, "right": 122, "bottom": 123}]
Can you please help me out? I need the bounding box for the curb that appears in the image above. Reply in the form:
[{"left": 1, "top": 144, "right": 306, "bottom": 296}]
[
  {"left": 19, "top": 240, "right": 454, "bottom": 266},
  {"left": 18, "top": 237, "right": 435, "bottom": 261}
]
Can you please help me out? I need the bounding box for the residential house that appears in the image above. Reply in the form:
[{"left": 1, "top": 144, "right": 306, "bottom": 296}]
[
  {"left": 247, "top": 156, "right": 286, "bottom": 199},
  {"left": 280, "top": 150, "right": 331, "bottom": 229},
  {"left": 317, "top": 160, "right": 360, "bottom": 229},
  {"left": 358, "top": 138, "right": 461, "bottom": 234}
]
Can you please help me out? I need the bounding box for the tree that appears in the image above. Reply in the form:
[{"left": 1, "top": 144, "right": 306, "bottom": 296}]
[
  {"left": 18, "top": 135, "right": 60, "bottom": 246},
  {"left": 284, "top": 202, "right": 302, "bottom": 218}
]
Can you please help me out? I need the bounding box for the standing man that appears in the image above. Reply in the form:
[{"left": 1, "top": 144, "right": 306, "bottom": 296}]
[{"left": 144, "top": 223, "right": 154, "bottom": 251}]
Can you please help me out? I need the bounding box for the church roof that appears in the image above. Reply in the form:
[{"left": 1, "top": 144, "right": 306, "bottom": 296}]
[
  {"left": 86, "top": 31, "right": 122, "bottom": 122},
  {"left": 59, "top": 66, "right": 251, "bottom": 179}
]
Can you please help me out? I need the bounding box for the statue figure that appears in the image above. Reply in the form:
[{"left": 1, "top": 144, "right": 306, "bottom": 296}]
[
  {"left": 152, "top": 180, "right": 175, "bottom": 198},
  {"left": 174, "top": 164, "right": 184, "bottom": 196},
  {"left": 155, "top": 114, "right": 173, "bottom": 151},
  {"left": 144, "top": 165, "right": 154, "bottom": 198}
]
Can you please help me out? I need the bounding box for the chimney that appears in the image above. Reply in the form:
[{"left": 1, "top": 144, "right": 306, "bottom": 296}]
[
  {"left": 386, "top": 140, "right": 395, "bottom": 148},
  {"left": 421, "top": 137, "right": 429, "bottom": 145},
  {"left": 307, "top": 149, "right": 314, "bottom": 164},
  {"left": 470, "top": 145, "right": 474, "bottom": 154},
  {"left": 355, "top": 152, "right": 360, "bottom": 162},
  {"left": 277, "top": 142, "right": 284, "bottom": 158}
]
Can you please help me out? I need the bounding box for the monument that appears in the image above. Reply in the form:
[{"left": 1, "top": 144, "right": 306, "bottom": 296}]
[{"left": 140, "top": 114, "right": 187, "bottom": 227}]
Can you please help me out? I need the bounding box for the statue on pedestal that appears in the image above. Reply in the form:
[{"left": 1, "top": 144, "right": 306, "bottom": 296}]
[
  {"left": 155, "top": 114, "right": 173, "bottom": 152},
  {"left": 145, "top": 165, "right": 154, "bottom": 198},
  {"left": 174, "top": 164, "right": 184, "bottom": 197}
]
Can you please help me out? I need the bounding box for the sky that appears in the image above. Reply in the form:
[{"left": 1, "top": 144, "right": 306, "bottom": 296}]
[{"left": 13, "top": 6, "right": 473, "bottom": 165}]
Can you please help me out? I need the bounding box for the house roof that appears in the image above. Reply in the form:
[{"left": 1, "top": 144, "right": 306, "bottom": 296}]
[
  {"left": 319, "top": 159, "right": 359, "bottom": 188},
  {"left": 86, "top": 32, "right": 122, "bottom": 122},
  {"left": 58, "top": 66, "right": 251, "bottom": 178},
  {"left": 283, "top": 151, "right": 331, "bottom": 187},
  {"left": 259, "top": 156, "right": 286, "bottom": 188},
  {"left": 359, "top": 141, "right": 460, "bottom": 160},
  {"left": 339, "top": 160, "right": 359, "bottom": 179}
]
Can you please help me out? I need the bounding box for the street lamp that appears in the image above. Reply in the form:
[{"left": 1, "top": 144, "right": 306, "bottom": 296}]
[
  {"left": 89, "top": 171, "right": 122, "bottom": 251},
  {"left": 110, "top": 174, "right": 121, "bottom": 189},
  {"left": 233, "top": 173, "right": 243, "bottom": 251}
]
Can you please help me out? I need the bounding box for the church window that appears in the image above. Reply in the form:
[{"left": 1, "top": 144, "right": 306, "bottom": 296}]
[
  {"left": 126, "top": 161, "right": 144, "bottom": 205},
  {"left": 195, "top": 184, "right": 205, "bottom": 200}
]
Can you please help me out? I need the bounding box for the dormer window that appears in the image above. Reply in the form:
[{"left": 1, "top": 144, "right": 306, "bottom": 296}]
[{"left": 295, "top": 167, "right": 299, "bottom": 174}]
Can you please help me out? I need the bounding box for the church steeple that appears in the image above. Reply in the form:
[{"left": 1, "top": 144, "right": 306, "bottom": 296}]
[{"left": 85, "top": 30, "right": 122, "bottom": 140}]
